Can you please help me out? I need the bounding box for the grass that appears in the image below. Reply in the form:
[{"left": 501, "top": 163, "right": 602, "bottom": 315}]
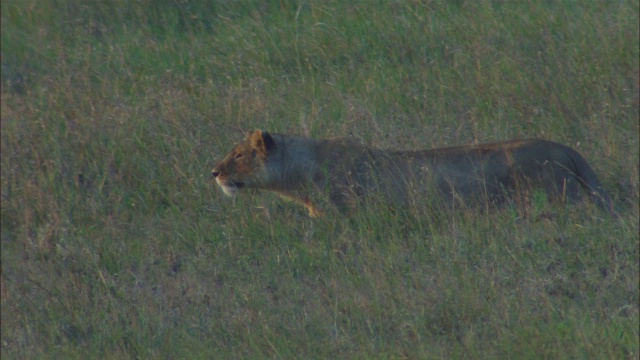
[{"left": 2, "top": 0, "right": 638, "bottom": 358}]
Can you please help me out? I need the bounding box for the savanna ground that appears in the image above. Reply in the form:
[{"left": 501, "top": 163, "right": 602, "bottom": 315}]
[{"left": 1, "top": 1, "right": 638, "bottom": 358}]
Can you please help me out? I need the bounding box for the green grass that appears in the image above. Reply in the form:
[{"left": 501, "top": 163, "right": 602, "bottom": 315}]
[{"left": 2, "top": 0, "right": 638, "bottom": 358}]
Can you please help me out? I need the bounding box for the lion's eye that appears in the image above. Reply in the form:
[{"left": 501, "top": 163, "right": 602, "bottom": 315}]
[{"left": 235, "top": 153, "right": 243, "bottom": 159}]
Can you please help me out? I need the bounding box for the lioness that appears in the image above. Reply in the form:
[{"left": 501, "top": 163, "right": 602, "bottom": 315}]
[{"left": 212, "top": 130, "right": 614, "bottom": 217}]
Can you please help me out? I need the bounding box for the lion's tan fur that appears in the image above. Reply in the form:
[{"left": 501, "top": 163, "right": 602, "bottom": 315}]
[{"left": 212, "top": 130, "right": 614, "bottom": 216}]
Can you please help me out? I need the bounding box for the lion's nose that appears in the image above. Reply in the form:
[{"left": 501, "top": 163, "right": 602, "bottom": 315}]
[{"left": 212, "top": 170, "right": 220, "bottom": 178}]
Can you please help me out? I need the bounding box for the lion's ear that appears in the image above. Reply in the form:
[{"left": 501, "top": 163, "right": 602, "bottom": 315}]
[{"left": 249, "top": 130, "right": 276, "bottom": 157}]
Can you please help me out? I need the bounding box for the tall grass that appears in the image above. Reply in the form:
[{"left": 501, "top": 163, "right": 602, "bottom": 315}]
[{"left": 2, "top": 0, "right": 638, "bottom": 358}]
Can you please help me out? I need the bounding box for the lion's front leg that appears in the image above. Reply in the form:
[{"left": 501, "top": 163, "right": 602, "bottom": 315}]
[
  {"left": 275, "top": 190, "right": 324, "bottom": 217},
  {"left": 302, "top": 197, "right": 324, "bottom": 217}
]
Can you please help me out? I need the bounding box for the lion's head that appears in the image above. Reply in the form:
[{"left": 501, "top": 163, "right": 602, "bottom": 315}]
[{"left": 212, "top": 130, "right": 276, "bottom": 196}]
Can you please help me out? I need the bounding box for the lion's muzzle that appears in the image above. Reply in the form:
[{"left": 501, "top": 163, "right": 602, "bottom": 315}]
[{"left": 212, "top": 168, "right": 244, "bottom": 196}]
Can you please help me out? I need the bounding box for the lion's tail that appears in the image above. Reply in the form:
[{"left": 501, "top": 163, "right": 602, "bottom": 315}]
[{"left": 568, "top": 148, "right": 616, "bottom": 214}]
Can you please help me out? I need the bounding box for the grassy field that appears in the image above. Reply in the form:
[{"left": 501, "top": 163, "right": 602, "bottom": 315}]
[{"left": 1, "top": 0, "right": 638, "bottom": 358}]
